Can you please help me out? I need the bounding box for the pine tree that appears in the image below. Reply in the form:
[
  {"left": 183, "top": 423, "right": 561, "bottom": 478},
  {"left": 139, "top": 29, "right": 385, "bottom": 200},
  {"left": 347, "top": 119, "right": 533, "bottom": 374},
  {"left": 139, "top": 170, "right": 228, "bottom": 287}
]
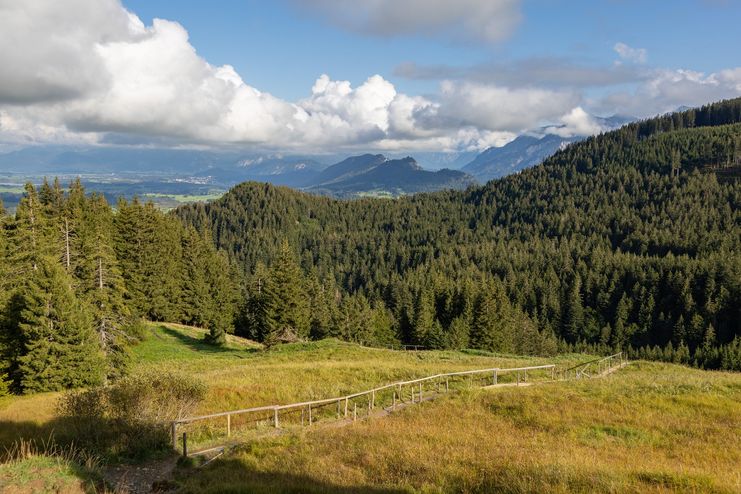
[
  {"left": 244, "top": 262, "right": 275, "bottom": 342},
  {"left": 470, "top": 279, "right": 515, "bottom": 353},
  {"left": 179, "top": 226, "right": 210, "bottom": 327},
  {"left": 203, "top": 244, "right": 238, "bottom": 345},
  {"left": 264, "top": 241, "right": 309, "bottom": 343},
  {"left": 562, "top": 275, "right": 584, "bottom": 343},
  {"left": 15, "top": 259, "right": 105, "bottom": 393},
  {"left": 413, "top": 287, "right": 435, "bottom": 345},
  {"left": 447, "top": 315, "right": 470, "bottom": 350},
  {"left": 83, "top": 194, "right": 133, "bottom": 378}
]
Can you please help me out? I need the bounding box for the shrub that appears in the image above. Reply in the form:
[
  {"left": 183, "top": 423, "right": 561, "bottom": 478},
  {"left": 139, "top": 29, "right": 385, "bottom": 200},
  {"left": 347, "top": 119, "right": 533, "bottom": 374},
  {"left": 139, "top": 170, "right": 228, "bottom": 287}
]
[{"left": 57, "top": 371, "right": 206, "bottom": 459}]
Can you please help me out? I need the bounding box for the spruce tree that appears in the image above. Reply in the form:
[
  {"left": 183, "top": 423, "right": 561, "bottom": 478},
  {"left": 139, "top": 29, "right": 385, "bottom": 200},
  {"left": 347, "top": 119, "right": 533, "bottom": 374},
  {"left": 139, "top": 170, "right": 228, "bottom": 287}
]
[
  {"left": 83, "top": 194, "right": 133, "bottom": 378},
  {"left": 16, "top": 259, "right": 105, "bottom": 393},
  {"left": 264, "top": 241, "right": 309, "bottom": 343},
  {"left": 470, "top": 279, "right": 515, "bottom": 353},
  {"left": 413, "top": 287, "right": 435, "bottom": 345},
  {"left": 562, "top": 275, "right": 584, "bottom": 343}
]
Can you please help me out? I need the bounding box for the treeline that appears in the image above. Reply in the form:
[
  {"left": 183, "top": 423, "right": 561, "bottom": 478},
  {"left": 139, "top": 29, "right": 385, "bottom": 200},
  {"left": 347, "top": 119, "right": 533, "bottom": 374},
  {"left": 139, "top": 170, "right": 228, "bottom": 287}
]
[
  {"left": 0, "top": 180, "right": 239, "bottom": 394},
  {"left": 177, "top": 99, "right": 741, "bottom": 370},
  {"left": 239, "top": 240, "right": 557, "bottom": 355}
]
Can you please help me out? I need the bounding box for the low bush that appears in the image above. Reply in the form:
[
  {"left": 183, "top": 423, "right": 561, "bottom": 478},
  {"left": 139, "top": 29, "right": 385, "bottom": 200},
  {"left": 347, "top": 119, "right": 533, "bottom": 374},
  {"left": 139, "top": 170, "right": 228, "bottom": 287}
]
[{"left": 57, "top": 371, "right": 205, "bottom": 459}]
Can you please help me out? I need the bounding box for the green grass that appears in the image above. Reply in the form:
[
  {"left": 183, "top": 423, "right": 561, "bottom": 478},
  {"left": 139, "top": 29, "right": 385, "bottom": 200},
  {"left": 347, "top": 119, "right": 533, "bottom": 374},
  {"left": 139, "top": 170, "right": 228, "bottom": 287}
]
[
  {"left": 0, "top": 440, "right": 101, "bottom": 494},
  {"left": 141, "top": 191, "right": 225, "bottom": 203},
  {"left": 177, "top": 361, "right": 741, "bottom": 493},
  {"left": 0, "top": 456, "right": 98, "bottom": 493},
  {"left": 132, "top": 323, "right": 578, "bottom": 419},
  {"left": 0, "top": 184, "right": 25, "bottom": 194},
  {"left": 2, "top": 322, "right": 739, "bottom": 493}
]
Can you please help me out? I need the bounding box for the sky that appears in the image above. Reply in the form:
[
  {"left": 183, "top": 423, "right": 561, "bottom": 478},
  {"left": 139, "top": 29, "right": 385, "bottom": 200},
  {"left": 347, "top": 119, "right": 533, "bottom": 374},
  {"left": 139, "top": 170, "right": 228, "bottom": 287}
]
[{"left": 0, "top": 0, "right": 740, "bottom": 154}]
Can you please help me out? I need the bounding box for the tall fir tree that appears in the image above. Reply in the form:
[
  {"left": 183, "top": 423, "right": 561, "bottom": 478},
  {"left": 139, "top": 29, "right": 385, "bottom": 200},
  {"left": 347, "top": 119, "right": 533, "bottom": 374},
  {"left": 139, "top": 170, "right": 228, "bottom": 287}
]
[
  {"left": 264, "top": 240, "right": 310, "bottom": 343},
  {"left": 470, "top": 279, "right": 515, "bottom": 353},
  {"left": 15, "top": 259, "right": 106, "bottom": 393}
]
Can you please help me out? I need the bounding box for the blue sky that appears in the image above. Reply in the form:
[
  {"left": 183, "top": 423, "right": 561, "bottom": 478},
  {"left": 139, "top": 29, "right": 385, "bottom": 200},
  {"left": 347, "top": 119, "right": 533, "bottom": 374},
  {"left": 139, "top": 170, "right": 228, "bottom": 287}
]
[
  {"left": 0, "top": 0, "right": 739, "bottom": 153},
  {"left": 122, "top": 0, "right": 741, "bottom": 100}
]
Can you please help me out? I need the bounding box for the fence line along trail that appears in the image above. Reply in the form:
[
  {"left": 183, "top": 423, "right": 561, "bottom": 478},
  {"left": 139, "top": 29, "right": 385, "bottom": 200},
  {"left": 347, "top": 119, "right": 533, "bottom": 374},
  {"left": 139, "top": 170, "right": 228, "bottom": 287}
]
[{"left": 173, "top": 353, "right": 626, "bottom": 456}]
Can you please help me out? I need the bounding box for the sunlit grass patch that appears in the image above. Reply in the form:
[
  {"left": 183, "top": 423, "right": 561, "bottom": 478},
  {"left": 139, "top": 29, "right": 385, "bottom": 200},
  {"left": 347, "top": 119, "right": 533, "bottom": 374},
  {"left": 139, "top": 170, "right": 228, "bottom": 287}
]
[{"left": 178, "top": 361, "right": 741, "bottom": 493}]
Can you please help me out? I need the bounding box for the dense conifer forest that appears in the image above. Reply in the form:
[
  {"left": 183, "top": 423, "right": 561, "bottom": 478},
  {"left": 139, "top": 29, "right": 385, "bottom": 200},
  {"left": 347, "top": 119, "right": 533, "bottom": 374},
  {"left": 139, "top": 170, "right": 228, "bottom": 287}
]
[
  {"left": 1, "top": 99, "right": 740, "bottom": 396},
  {"left": 0, "top": 181, "right": 239, "bottom": 393},
  {"left": 176, "top": 99, "right": 741, "bottom": 370}
]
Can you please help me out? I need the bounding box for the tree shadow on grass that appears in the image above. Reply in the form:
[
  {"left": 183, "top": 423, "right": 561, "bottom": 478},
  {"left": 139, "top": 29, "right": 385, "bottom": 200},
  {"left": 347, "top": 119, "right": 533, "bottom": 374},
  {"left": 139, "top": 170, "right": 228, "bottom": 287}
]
[
  {"left": 158, "top": 326, "right": 259, "bottom": 357},
  {"left": 0, "top": 420, "right": 104, "bottom": 494},
  {"left": 176, "top": 457, "right": 408, "bottom": 494}
]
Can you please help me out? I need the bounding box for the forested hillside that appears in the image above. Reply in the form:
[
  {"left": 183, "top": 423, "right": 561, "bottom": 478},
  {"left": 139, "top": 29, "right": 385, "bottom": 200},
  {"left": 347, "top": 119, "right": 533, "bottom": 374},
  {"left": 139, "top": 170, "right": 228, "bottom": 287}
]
[
  {"left": 0, "top": 180, "right": 239, "bottom": 394},
  {"left": 177, "top": 98, "right": 741, "bottom": 370}
]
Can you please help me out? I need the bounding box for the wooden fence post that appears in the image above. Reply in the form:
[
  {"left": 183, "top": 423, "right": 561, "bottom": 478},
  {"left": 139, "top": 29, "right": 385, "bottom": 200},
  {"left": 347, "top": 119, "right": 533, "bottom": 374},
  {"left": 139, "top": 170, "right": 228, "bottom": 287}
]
[
  {"left": 419, "top": 382, "right": 423, "bottom": 401},
  {"left": 494, "top": 370, "right": 498, "bottom": 385},
  {"left": 308, "top": 404, "right": 313, "bottom": 425},
  {"left": 344, "top": 397, "right": 348, "bottom": 418},
  {"left": 371, "top": 390, "right": 376, "bottom": 410},
  {"left": 182, "top": 432, "right": 188, "bottom": 458},
  {"left": 445, "top": 378, "right": 449, "bottom": 392},
  {"left": 274, "top": 408, "right": 279, "bottom": 428},
  {"left": 353, "top": 403, "right": 357, "bottom": 422},
  {"left": 337, "top": 400, "right": 341, "bottom": 419},
  {"left": 227, "top": 414, "right": 231, "bottom": 437}
]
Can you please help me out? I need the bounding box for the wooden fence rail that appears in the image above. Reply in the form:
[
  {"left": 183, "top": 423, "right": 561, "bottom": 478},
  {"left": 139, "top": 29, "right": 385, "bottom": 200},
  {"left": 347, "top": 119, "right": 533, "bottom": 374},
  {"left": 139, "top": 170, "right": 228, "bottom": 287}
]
[
  {"left": 561, "top": 352, "right": 624, "bottom": 380},
  {"left": 171, "top": 363, "right": 556, "bottom": 449}
]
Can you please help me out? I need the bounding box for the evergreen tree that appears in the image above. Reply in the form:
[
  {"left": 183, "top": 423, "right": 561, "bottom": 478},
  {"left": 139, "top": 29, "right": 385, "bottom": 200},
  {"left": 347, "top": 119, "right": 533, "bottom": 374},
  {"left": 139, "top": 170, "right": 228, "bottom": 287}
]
[
  {"left": 15, "top": 259, "right": 105, "bottom": 393},
  {"left": 562, "top": 275, "right": 584, "bottom": 342},
  {"left": 264, "top": 241, "right": 309, "bottom": 342},
  {"left": 470, "top": 279, "right": 515, "bottom": 353},
  {"left": 413, "top": 287, "right": 436, "bottom": 345}
]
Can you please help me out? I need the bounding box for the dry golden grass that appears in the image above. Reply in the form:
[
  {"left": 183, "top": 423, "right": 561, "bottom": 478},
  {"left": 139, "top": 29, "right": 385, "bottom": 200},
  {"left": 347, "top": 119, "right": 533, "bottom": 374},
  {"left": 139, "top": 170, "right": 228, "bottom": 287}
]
[
  {"left": 178, "top": 361, "right": 741, "bottom": 494},
  {"left": 0, "top": 323, "right": 581, "bottom": 451}
]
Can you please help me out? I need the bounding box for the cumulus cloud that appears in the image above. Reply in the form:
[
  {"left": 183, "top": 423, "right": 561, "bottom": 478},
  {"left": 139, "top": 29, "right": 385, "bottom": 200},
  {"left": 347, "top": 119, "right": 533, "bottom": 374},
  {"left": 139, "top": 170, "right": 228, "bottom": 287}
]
[
  {"left": 295, "top": 0, "right": 522, "bottom": 43},
  {"left": 594, "top": 68, "right": 741, "bottom": 117},
  {"left": 614, "top": 42, "right": 648, "bottom": 64},
  {"left": 543, "top": 107, "right": 605, "bottom": 138},
  {"left": 1, "top": 0, "right": 739, "bottom": 154},
  {"left": 436, "top": 81, "right": 581, "bottom": 131}
]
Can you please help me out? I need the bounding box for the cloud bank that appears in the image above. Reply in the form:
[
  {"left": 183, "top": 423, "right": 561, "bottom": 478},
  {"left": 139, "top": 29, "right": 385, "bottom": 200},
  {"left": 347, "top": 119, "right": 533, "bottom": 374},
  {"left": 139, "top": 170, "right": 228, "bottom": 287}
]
[
  {"left": 0, "top": 0, "right": 739, "bottom": 153},
  {"left": 294, "top": 0, "right": 523, "bottom": 43}
]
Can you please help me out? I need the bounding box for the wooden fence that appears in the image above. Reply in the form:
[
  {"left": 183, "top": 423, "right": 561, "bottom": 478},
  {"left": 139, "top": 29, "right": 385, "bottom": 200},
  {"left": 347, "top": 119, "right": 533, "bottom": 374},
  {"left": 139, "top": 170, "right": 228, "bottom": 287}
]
[
  {"left": 171, "top": 363, "right": 556, "bottom": 450},
  {"left": 560, "top": 352, "right": 624, "bottom": 380}
]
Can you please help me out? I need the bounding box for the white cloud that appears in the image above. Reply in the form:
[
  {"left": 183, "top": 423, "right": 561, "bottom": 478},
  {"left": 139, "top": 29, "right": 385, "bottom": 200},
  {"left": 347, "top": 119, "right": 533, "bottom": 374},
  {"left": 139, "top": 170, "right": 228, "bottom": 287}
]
[
  {"left": 614, "top": 42, "right": 648, "bottom": 64},
  {"left": 544, "top": 107, "right": 605, "bottom": 138},
  {"left": 436, "top": 81, "right": 581, "bottom": 132},
  {"left": 295, "top": 0, "right": 523, "bottom": 43},
  {"left": 1, "top": 1, "right": 739, "bottom": 154},
  {"left": 595, "top": 68, "right": 741, "bottom": 117}
]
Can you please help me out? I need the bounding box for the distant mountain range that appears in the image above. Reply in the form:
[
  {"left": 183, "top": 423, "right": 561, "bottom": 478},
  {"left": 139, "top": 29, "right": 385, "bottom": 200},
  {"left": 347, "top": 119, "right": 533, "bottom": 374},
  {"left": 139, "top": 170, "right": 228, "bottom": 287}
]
[
  {"left": 460, "top": 115, "right": 636, "bottom": 182},
  {"left": 0, "top": 114, "right": 637, "bottom": 196},
  {"left": 462, "top": 134, "right": 580, "bottom": 182},
  {"left": 305, "top": 154, "right": 475, "bottom": 197}
]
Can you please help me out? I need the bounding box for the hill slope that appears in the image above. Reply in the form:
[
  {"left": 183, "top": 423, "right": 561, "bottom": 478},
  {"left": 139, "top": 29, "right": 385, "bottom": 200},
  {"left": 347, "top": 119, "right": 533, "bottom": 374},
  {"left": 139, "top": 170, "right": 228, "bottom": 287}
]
[
  {"left": 179, "top": 361, "right": 740, "bottom": 493},
  {"left": 462, "top": 133, "right": 580, "bottom": 181},
  {"left": 306, "top": 155, "right": 476, "bottom": 197},
  {"left": 177, "top": 98, "right": 741, "bottom": 367}
]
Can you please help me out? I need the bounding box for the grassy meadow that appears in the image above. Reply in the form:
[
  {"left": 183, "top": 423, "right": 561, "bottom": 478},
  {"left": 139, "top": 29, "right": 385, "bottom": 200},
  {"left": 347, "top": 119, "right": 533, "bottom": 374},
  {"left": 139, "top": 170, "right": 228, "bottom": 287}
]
[
  {"left": 179, "top": 361, "right": 741, "bottom": 493},
  {"left": 0, "top": 323, "right": 739, "bottom": 493}
]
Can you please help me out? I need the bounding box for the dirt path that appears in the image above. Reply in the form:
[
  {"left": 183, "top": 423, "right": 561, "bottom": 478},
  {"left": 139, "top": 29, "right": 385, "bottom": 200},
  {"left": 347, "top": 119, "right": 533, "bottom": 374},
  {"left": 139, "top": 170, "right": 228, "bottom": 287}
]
[{"left": 102, "top": 455, "right": 179, "bottom": 493}]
